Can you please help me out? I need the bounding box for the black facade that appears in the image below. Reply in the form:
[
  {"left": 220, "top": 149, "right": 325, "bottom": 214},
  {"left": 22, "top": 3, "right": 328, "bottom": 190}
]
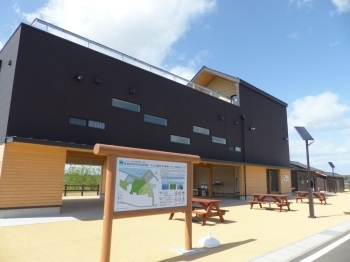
[{"left": 0, "top": 23, "right": 290, "bottom": 167}]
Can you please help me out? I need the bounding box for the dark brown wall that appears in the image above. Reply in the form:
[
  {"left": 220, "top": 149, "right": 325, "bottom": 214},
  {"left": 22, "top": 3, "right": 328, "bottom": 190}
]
[
  {"left": 0, "top": 27, "right": 22, "bottom": 143},
  {"left": 6, "top": 24, "right": 289, "bottom": 166}
]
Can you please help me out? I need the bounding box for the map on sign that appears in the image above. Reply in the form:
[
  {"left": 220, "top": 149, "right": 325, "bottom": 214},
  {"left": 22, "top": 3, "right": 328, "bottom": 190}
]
[{"left": 115, "top": 157, "right": 187, "bottom": 212}]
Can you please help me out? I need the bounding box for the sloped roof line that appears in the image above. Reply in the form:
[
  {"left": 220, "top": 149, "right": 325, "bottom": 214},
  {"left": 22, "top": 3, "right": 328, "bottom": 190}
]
[
  {"left": 192, "top": 66, "right": 288, "bottom": 107},
  {"left": 290, "top": 160, "right": 324, "bottom": 173}
]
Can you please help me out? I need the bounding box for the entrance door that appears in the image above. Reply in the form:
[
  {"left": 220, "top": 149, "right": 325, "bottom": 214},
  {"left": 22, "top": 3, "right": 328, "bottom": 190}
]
[{"left": 267, "top": 170, "right": 279, "bottom": 194}]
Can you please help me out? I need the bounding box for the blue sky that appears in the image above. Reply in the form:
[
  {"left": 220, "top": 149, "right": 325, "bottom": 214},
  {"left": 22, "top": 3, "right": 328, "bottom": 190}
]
[{"left": 1, "top": 0, "right": 349, "bottom": 174}]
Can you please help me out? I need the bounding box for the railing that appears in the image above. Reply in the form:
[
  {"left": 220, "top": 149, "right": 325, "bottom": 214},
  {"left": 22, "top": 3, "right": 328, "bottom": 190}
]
[
  {"left": 31, "top": 19, "right": 231, "bottom": 103},
  {"left": 63, "top": 184, "right": 100, "bottom": 196}
]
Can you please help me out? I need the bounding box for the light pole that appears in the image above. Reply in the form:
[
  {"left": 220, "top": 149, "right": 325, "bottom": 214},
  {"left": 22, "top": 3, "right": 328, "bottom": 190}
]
[
  {"left": 294, "top": 126, "right": 316, "bottom": 218},
  {"left": 328, "top": 162, "right": 336, "bottom": 194}
]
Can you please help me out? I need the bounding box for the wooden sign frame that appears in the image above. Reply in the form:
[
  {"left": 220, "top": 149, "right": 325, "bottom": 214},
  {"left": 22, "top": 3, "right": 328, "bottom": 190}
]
[{"left": 94, "top": 144, "right": 200, "bottom": 262}]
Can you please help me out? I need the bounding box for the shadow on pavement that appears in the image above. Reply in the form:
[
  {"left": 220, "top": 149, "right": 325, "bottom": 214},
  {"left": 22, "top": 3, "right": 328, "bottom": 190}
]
[{"left": 159, "top": 239, "right": 257, "bottom": 262}]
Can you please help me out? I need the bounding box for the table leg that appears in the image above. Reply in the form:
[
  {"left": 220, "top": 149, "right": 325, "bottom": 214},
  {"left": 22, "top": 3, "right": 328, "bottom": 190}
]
[
  {"left": 169, "top": 213, "right": 174, "bottom": 220},
  {"left": 214, "top": 203, "right": 225, "bottom": 222}
]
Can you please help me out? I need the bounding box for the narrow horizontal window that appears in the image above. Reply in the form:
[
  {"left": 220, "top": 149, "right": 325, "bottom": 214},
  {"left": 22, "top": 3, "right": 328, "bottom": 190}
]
[
  {"left": 170, "top": 135, "right": 190, "bottom": 145},
  {"left": 193, "top": 125, "right": 210, "bottom": 135},
  {"left": 212, "top": 136, "right": 226, "bottom": 145},
  {"left": 144, "top": 114, "right": 168, "bottom": 126},
  {"left": 229, "top": 146, "right": 241, "bottom": 152},
  {"left": 69, "top": 117, "right": 87, "bottom": 127},
  {"left": 112, "top": 98, "right": 140, "bottom": 112},
  {"left": 88, "top": 120, "right": 105, "bottom": 129}
]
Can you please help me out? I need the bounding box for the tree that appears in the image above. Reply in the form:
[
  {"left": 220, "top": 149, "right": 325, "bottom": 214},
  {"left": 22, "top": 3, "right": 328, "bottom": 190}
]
[{"left": 64, "top": 165, "right": 101, "bottom": 185}]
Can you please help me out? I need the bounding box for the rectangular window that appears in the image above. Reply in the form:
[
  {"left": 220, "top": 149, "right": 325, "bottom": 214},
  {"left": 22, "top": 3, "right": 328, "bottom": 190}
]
[
  {"left": 193, "top": 125, "right": 210, "bottom": 135},
  {"left": 212, "top": 136, "right": 226, "bottom": 144},
  {"left": 112, "top": 98, "right": 141, "bottom": 112},
  {"left": 144, "top": 114, "right": 168, "bottom": 126},
  {"left": 88, "top": 120, "right": 105, "bottom": 129},
  {"left": 69, "top": 117, "right": 87, "bottom": 127},
  {"left": 229, "top": 146, "right": 241, "bottom": 152},
  {"left": 170, "top": 135, "right": 190, "bottom": 145}
]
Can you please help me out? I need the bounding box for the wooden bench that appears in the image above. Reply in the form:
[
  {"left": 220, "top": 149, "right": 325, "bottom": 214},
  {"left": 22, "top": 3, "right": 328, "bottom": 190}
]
[
  {"left": 192, "top": 205, "right": 229, "bottom": 215},
  {"left": 295, "top": 191, "right": 327, "bottom": 205},
  {"left": 248, "top": 194, "right": 291, "bottom": 212}
]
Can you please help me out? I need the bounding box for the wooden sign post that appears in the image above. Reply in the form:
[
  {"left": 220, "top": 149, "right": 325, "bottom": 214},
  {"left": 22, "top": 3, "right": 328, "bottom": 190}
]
[{"left": 94, "top": 144, "right": 200, "bottom": 262}]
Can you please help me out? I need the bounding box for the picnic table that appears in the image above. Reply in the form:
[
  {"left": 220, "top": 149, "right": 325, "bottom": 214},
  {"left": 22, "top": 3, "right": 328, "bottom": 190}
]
[
  {"left": 248, "top": 194, "right": 291, "bottom": 212},
  {"left": 295, "top": 191, "right": 327, "bottom": 204},
  {"left": 169, "top": 197, "right": 228, "bottom": 226}
]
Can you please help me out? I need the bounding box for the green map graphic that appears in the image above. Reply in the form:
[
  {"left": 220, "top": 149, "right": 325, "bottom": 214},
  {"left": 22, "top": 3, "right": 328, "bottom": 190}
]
[{"left": 118, "top": 168, "right": 157, "bottom": 206}]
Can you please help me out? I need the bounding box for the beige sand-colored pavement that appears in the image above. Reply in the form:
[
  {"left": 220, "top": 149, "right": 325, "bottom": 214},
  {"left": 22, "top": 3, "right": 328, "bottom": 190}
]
[{"left": 1, "top": 192, "right": 350, "bottom": 262}]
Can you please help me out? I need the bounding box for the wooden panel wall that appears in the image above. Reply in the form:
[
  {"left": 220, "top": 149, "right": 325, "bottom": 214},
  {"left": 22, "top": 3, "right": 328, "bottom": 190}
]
[
  {"left": 0, "top": 144, "right": 4, "bottom": 178},
  {"left": 245, "top": 166, "right": 267, "bottom": 195},
  {"left": 193, "top": 166, "right": 210, "bottom": 188},
  {"left": 280, "top": 169, "right": 291, "bottom": 193},
  {"left": 212, "top": 165, "right": 235, "bottom": 194},
  {"left": 0, "top": 142, "right": 66, "bottom": 208}
]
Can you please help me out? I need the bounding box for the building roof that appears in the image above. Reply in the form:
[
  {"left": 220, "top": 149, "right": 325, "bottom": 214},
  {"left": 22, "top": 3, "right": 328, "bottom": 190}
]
[
  {"left": 290, "top": 161, "right": 324, "bottom": 173},
  {"left": 191, "top": 66, "right": 288, "bottom": 107}
]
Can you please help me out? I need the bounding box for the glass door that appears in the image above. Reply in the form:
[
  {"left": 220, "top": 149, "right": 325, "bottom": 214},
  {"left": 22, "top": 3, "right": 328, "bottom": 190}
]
[{"left": 267, "top": 170, "right": 279, "bottom": 194}]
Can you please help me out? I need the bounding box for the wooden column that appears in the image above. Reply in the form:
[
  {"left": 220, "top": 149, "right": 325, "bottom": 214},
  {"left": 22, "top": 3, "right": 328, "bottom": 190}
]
[{"left": 100, "top": 154, "right": 116, "bottom": 262}]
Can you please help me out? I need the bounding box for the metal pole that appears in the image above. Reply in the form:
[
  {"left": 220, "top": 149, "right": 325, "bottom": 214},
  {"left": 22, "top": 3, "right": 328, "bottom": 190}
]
[
  {"left": 244, "top": 166, "right": 247, "bottom": 200},
  {"left": 332, "top": 167, "right": 336, "bottom": 194},
  {"left": 306, "top": 140, "right": 315, "bottom": 218}
]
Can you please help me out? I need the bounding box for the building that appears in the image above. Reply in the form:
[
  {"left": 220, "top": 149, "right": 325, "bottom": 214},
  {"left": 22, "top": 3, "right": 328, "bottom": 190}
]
[
  {"left": 290, "top": 161, "right": 322, "bottom": 192},
  {"left": 0, "top": 19, "right": 291, "bottom": 218},
  {"left": 290, "top": 161, "right": 345, "bottom": 193}
]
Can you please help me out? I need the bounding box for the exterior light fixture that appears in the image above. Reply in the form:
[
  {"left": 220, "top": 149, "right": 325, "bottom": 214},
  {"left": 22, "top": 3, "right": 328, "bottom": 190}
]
[
  {"left": 294, "top": 126, "right": 316, "bottom": 219},
  {"left": 75, "top": 74, "right": 83, "bottom": 81},
  {"left": 129, "top": 87, "right": 136, "bottom": 94},
  {"left": 8, "top": 60, "right": 12, "bottom": 66},
  {"left": 94, "top": 76, "right": 101, "bottom": 84},
  {"left": 219, "top": 115, "right": 225, "bottom": 121},
  {"left": 234, "top": 120, "right": 239, "bottom": 125},
  {"left": 284, "top": 137, "right": 289, "bottom": 141},
  {"left": 250, "top": 127, "right": 255, "bottom": 131},
  {"left": 241, "top": 115, "right": 246, "bottom": 120}
]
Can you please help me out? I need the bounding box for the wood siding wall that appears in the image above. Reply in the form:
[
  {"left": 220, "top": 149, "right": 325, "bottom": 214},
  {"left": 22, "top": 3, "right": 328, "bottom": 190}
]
[
  {"left": 245, "top": 166, "right": 267, "bottom": 195},
  {"left": 0, "top": 142, "right": 66, "bottom": 208},
  {"left": 0, "top": 144, "right": 4, "bottom": 178},
  {"left": 279, "top": 169, "right": 291, "bottom": 193}
]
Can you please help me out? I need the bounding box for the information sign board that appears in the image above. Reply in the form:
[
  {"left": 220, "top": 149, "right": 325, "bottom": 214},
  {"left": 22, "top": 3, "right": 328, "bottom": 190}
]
[{"left": 115, "top": 157, "right": 187, "bottom": 212}]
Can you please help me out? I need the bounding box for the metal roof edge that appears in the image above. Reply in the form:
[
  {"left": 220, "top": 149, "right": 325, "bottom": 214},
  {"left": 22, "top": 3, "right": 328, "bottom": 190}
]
[
  {"left": 239, "top": 79, "right": 288, "bottom": 107},
  {"left": 201, "top": 158, "right": 292, "bottom": 170},
  {"left": 8, "top": 137, "right": 94, "bottom": 150}
]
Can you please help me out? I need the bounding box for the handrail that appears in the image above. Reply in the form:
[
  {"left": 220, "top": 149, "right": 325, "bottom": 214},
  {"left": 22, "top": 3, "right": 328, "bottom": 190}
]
[{"left": 31, "top": 19, "right": 231, "bottom": 103}]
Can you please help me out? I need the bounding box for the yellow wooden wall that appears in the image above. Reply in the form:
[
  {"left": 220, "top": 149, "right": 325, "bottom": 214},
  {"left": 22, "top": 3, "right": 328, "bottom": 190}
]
[
  {"left": 279, "top": 169, "right": 291, "bottom": 193},
  {"left": 245, "top": 166, "right": 267, "bottom": 195},
  {"left": 0, "top": 142, "right": 66, "bottom": 208},
  {"left": 0, "top": 144, "right": 4, "bottom": 179}
]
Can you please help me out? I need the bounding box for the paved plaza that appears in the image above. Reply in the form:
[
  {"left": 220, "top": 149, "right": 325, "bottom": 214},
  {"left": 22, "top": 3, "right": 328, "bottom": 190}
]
[{"left": 1, "top": 192, "right": 349, "bottom": 262}]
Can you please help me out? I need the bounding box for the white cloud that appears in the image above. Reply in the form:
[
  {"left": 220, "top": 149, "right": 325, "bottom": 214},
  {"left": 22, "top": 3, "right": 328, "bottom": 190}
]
[
  {"left": 330, "top": 40, "right": 340, "bottom": 47},
  {"left": 168, "top": 49, "right": 211, "bottom": 80},
  {"left": 287, "top": 31, "right": 298, "bottom": 39},
  {"left": 331, "top": 0, "right": 350, "bottom": 14},
  {"left": 289, "top": 0, "right": 313, "bottom": 10},
  {"left": 13, "top": 3, "right": 21, "bottom": 15},
  {"left": 22, "top": 0, "right": 216, "bottom": 67},
  {"left": 288, "top": 92, "right": 350, "bottom": 174},
  {"left": 288, "top": 92, "right": 350, "bottom": 133}
]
